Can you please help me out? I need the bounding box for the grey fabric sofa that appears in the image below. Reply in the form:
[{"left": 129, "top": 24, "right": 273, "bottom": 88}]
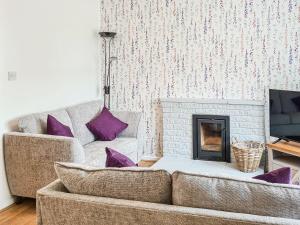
[
  {"left": 36, "top": 163, "right": 300, "bottom": 225},
  {"left": 4, "top": 100, "right": 143, "bottom": 199}
]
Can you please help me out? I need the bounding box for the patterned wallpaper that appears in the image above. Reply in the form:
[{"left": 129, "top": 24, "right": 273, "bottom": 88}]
[{"left": 100, "top": 0, "right": 300, "bottom": 156}]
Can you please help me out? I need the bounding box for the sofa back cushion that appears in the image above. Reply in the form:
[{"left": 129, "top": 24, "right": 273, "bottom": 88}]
[
  {"left": 18, "top": 109, "right": 73, "bottom": 134},
  {"left": 112, "top": 111, "right": 142, "bottom": 138},
  {"left": 55, "top": 162, "right": 172, "bottom": 204},
  {"left": 172, "top": 171, "right": 300, "bottom": 220},
  {"left": 66, "top": 100, "right": 102, "bottom": 145}
]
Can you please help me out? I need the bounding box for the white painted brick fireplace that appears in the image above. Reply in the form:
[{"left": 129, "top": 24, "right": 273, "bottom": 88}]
[{"left": 161, "top": 98, "right": 266, "bottom": 161}]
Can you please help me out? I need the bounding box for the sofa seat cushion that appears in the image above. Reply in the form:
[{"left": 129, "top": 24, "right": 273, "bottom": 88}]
[
  {"left": 54, "top": 162, "right": 172, "bottom": 204},
  {"left": 66, "top": 100, "right": 102, "bottom": 145},
  {"left": 172, "top": 171, "right": 300, "bottom": 220},
  {"left": 18, "top": 109, "right": 73, "bottom": 134},
  {"left": 83, "top": 138, "right": 138, "bottom": 167}
]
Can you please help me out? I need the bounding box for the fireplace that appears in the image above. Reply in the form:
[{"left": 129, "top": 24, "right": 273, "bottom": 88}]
[{"left": 193, "top": 115, "right": 230, "bottom": 162}]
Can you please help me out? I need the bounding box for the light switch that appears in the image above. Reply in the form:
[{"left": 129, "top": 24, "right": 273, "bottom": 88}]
[{"left": 8, "top": 71, "right": 17, "bottom": 81}]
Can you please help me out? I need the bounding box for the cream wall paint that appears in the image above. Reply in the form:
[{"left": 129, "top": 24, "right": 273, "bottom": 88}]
[
  {"left": 0, "top": 0, "right": 100, "bottom": 209},
  {"left": 100, "top": 0, "right": 300, "bottom": 157}
]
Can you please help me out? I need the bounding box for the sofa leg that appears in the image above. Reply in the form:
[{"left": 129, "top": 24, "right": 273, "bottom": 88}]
[{"left": 14, "top": 196, "right": 24, "bottom": 204}]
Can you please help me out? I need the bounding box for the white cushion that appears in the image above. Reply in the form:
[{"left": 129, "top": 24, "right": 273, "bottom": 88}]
[
  {"left": 112, "top": 111, "right": 142, "bottom": 138},
  {"left": 18, "top": 109, "right": 73, "bottom": 134},
  {"left": 66, "top": 100, "right": 102, "bottom": 145}
]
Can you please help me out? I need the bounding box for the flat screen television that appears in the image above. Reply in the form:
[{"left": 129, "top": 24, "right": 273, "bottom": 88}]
[{"left": 269, "top": 89, "right": 300, "bottom": 143}]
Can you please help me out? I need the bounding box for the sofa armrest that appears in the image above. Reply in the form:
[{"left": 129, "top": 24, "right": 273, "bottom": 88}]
[
  {"left": 4, "top": 132, "right": 85, "bottom": 162},
  {"left": 4, "top": 132, "right": 85, "bottom": 198}
]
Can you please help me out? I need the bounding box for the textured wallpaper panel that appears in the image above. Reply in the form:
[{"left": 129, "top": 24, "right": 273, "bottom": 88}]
[{"left": 100, "top": 0, "right": 300, "bottom": 156}]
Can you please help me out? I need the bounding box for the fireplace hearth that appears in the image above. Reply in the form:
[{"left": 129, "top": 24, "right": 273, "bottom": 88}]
[{"left": 193, "top": 115, "right": 230, "bottom": 162}]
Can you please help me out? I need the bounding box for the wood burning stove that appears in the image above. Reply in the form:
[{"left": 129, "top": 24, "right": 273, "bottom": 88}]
[{"left": 193, "top": 115, "right": 230, "bottom": 162}]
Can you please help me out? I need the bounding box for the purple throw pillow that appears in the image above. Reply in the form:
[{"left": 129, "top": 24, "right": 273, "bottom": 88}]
[
  {"left": 86, "top": 107, "right": 128, "bottom": 141},
  {"left": 253, "top": 167, "right": 292, "bottom": 184},
  {"left": 105, "top": 147, "right": 137, "bottom": 168},
  {"left": 47, "top": 115, "right": 74, "bottom": 137}
]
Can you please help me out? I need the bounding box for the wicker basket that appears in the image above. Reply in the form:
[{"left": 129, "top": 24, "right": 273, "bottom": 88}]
[{"left": 232, "top": 141, "right": 264, "bottom": 173}]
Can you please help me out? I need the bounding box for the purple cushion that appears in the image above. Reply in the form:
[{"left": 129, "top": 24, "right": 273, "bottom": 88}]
[
  {"left": 86, "top": 107, "right": 128, "bottom": 141},
  {"left": 105, "top": 147, "right": 137, "bottom": 168},
  {"left": 253, "top": 167, "right": 292, "bottom": 184},
  {"left": 47, "top": 115, "right": 73, "bottom": 137}
]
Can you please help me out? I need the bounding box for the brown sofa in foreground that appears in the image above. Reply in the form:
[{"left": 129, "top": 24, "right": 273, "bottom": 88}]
[{"left": 36, "top": 162, "right": 300, "bottom": 225}]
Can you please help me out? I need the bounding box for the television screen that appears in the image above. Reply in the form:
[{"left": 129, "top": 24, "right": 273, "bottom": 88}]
[{"left": 270, "top": 89, "right": 300, "bottom": 142}]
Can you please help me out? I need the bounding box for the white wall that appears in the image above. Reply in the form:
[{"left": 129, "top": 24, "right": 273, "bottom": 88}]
[
  {"left": 0, "top": 0, "right": 11, "bottom": 209},
  {"left": 0, "top": 0, "right": 100, "bottom": 209}
]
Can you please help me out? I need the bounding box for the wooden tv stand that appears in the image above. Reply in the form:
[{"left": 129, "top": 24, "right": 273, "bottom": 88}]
[{"left": 267, "top": 141, "right": 300, "bottom": 180}]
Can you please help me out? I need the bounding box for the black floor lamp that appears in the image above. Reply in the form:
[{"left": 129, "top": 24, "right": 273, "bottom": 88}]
[{"left": 99, "top": 32, "right": 117, "bottom": 109}]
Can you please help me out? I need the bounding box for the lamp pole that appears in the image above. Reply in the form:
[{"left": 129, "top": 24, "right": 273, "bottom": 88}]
[{"left": 99, "top": 32, "right": 117, "bottom": 109}]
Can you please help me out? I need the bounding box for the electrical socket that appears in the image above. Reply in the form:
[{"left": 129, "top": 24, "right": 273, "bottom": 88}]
[{"left": 8, "top": 71, "right": 17, "bottom": 81}]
